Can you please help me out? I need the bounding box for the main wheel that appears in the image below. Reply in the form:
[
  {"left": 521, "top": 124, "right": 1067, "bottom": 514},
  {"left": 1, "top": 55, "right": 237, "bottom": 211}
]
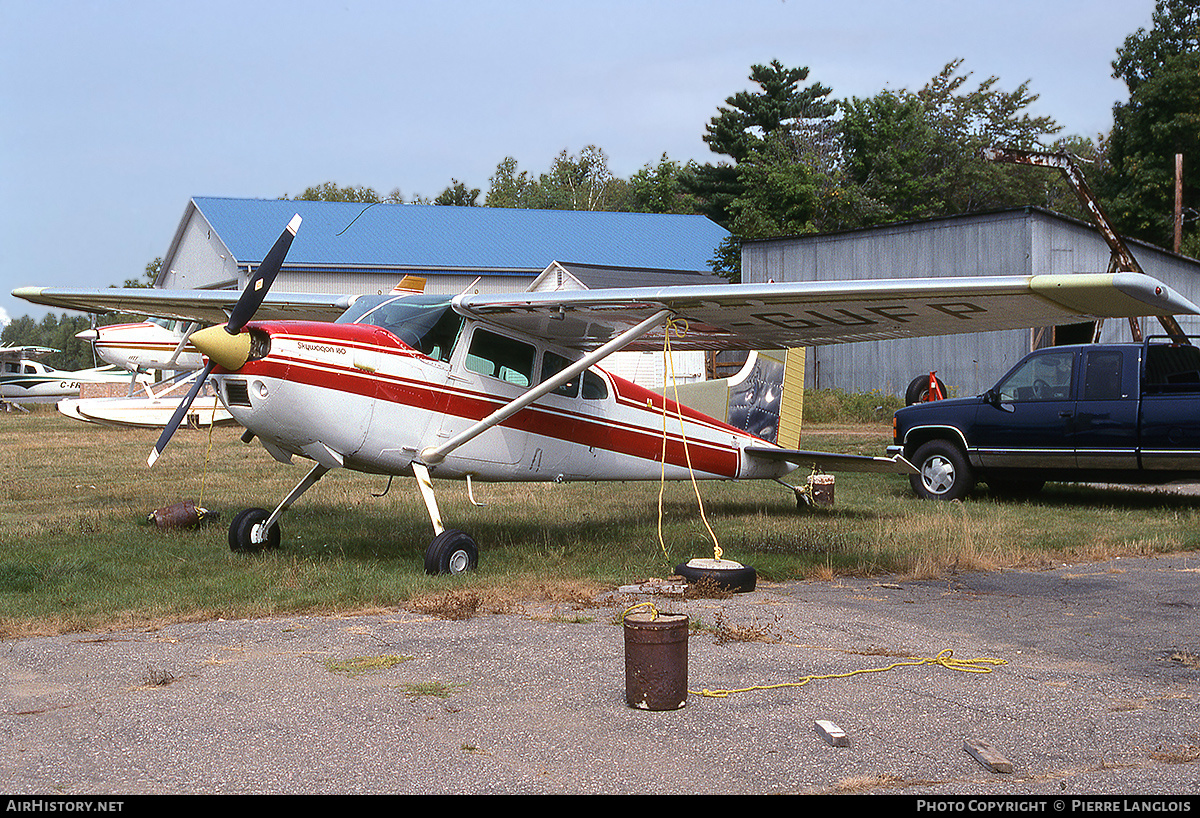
[
  {"left": 909, "top": 440, "right": 973, "bottom": 501},
  {"left": 228, "top": 508, "right": 281, "bottom": 552},
  {"left": 424, "top": 529, "right": 479, "bottom": 575}
]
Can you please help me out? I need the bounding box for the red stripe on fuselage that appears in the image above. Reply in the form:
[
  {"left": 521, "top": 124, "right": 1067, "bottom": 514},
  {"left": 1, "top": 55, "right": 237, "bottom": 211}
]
[{"left": 232, "top": 321, "right": 746, "bottom": 476}]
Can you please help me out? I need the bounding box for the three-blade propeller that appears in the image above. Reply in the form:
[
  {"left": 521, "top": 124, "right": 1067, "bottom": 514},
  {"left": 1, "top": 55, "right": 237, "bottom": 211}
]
[{"left": 148, "top": 214, "right": 301, "bottom": 467}]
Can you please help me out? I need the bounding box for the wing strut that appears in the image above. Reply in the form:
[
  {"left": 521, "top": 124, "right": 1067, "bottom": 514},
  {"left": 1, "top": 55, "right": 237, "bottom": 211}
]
[{"left": 419, "top": 308, "right": 674, "bottom": 466}]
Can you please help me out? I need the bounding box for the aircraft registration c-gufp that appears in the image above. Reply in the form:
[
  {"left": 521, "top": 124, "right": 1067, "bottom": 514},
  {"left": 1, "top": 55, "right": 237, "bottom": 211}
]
[{"left": 14, "top": 214, "right": 1198, "bottom": 576}]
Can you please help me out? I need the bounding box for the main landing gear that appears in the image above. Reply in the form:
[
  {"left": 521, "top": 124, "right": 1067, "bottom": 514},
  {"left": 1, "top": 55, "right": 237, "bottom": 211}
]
[{"left": 225, "top": 461, "right": 479, "bottom": 575}]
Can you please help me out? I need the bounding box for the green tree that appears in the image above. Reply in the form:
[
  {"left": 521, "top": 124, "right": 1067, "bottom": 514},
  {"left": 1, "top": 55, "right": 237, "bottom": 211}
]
[
  {"left": 484, "top": 149, "right": 633, "bottom": 211},
  {"left": 434, "top": 179, "right": 481, "bottom": 207},
  {"left": 1102, "top": 0, "right": 1200, "bottom": 253},
  {"left": 725, "top": 132, "right": 820, "bottom": 239},
  {"left": 123, "top": 257, "right": 161, "bottom": 288},
  {"left": 1, "top": 312, "right": 98, "bottom": 371},
  {"left": 840, "top": 60, "right": 1064, "bottom": 223},
  {"left": 484, "top": 157, "right": 535, "bottom": 208},
  {"left": 686, "top": 60, "right": 837, "bottom": 228},
  {"left": 530, "top": 146, "right": 632, "bottom": 211},
  {"left": 282, "top": 182, "right": 404, "bottom": 203},
  {"left": 628, "top": 153, "right": 700, "bottom": 214}
]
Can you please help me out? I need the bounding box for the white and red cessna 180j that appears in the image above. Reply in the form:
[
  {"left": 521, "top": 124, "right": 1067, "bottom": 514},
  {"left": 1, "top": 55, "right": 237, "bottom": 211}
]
[{"left": 16, "top": 215, "right": 1198, "bottom": 576}]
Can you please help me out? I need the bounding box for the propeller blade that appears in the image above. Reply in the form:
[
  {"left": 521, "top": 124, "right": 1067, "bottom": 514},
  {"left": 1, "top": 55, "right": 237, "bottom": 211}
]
[
  {"left": 226, "top": 213, "right": 302, "bottom": 333},
  {"left": 148, "top": 360, "right": 215, "bottom": 467},
  {"left": 147, "top": 213, "right": 299, "bottom": 467}
]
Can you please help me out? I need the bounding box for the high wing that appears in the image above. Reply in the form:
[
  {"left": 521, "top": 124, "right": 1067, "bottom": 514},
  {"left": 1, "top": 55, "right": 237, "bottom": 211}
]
[
  {"left": 12, "top": 286, "right": 356, "bottom": 325},
  {"left": 452, "top": 272, "right": 1197, "bottom": 352},
  {"left": 0, "top": 345, "right": 58, "bottom": 362}
]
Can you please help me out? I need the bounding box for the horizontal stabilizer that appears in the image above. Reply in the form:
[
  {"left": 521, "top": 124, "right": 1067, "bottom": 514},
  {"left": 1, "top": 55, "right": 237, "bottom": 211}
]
[{"left": 745, "top": 447, "right": 917, "bottom": 475}]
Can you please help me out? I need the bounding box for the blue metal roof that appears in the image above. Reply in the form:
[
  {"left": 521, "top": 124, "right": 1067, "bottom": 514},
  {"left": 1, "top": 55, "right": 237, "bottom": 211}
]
[{"left": 192, "top": 197, "right": 728, "bottom": 274}]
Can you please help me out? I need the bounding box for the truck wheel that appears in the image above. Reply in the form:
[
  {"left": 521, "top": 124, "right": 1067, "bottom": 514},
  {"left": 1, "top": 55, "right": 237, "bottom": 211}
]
[
  {"left": 910, "top": 440, "right": 972, "bottom": 501},
  {"left": 906, "top": 374, "right": 946, "bottom": 405}
]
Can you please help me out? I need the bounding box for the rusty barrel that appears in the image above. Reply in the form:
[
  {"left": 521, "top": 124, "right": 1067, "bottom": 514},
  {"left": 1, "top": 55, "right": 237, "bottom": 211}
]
[{"left": 623, "top": 612, "right": 688, "bottom": 710}]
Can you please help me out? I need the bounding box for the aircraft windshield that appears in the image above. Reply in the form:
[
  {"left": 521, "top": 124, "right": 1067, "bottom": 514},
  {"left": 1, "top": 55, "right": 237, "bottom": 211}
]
[{"left": 337, "top": 294, "right": 463, "bottom": 362}]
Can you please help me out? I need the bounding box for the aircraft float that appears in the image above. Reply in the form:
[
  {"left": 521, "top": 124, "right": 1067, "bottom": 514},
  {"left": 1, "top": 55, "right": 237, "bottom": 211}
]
[
  {"left": 57, "top": 317, "right": 232, "bottom": 428},
  {"left": 15, "top": 214, "right": 1197, "bottom": 579}
]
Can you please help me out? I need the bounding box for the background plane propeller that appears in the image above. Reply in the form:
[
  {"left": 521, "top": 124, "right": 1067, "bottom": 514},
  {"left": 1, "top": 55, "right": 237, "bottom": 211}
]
[{"left": 148, "top": 214, "right": 301, "bottom": 467}]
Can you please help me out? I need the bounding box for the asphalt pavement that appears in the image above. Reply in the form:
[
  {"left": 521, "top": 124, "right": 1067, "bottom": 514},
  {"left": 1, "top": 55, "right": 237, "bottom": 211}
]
[{"left": 1, "top": 553, "right": 1198, "bottom": 795}]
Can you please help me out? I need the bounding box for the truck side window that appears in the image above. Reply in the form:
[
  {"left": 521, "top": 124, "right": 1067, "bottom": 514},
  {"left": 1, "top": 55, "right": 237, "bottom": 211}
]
[
  {"left": 465, "top": 329, "right": 534, "bottom": 387},
  {"left": 996, "top": 350, "right": 1074, "bottom": 402},
  {"left": 1082, "top": 351, "right": 1123, "bottom": 400},
  {"left": 1146, "top": 344, "right": 1200, "bottom": 390}
]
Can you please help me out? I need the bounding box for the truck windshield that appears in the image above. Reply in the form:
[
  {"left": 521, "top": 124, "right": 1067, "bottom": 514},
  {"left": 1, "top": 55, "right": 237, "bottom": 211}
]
[{"left": 336, "top": 294, "right": 463, "bottom": 362}]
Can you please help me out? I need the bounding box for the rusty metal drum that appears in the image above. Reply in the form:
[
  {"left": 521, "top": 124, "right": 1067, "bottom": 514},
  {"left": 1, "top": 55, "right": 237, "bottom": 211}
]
[{"left": 623, "top": 611, "right": 688, "bottom": 710}]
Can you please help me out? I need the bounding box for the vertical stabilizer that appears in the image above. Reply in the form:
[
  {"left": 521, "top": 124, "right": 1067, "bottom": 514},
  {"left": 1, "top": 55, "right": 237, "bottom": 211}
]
[{"left": 671, "top": 348, "right": 805, "bottom": 445}]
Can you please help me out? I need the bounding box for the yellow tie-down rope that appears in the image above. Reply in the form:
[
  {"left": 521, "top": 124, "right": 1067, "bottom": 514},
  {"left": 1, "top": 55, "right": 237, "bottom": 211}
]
[
  {"left": 690, "top": 648, "right": 1007, "bottom": 699},
  {"left": 197, "top": 382, "right": 223, "bottom": 517},
  {"left": 656, "top": 317, "right": 723, "bottom": 563}
]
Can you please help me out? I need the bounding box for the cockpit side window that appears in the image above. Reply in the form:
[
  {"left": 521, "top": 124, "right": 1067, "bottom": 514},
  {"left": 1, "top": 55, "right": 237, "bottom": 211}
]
[{"left": 465, "top": 329, "right": 534, "bottom": 387}]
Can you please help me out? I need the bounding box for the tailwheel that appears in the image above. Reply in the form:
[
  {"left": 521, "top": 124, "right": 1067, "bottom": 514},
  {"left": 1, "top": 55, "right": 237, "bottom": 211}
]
[
  {"left": 228, "top": 507, "right": 281, "bottom": 553},
  {"left": 424, "top": 529, "right": 479, "bottom": 575}
]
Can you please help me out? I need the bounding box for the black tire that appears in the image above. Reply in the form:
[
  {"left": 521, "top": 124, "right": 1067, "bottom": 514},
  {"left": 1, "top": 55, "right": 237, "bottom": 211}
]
[
  {"left": 674, "top": 559, "right": 757, "bottom": 593},
  {"left": 909, "top": 440, "right": 973, "bottom": 501},
  {"left": 228, "top": 508, "right": 281, "bottom": 553},
  {"left": 905, "top": 374, "right": 946, "bottom": 405},
  {"left": 424, "top": 529, "right": 479, "bottom": 575}
]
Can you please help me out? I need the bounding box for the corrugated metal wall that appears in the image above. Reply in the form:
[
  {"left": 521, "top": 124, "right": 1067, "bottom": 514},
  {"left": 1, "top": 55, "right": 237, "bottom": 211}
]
[{"left": 743, "top": 209, "right": 1200, "bottom": 398}]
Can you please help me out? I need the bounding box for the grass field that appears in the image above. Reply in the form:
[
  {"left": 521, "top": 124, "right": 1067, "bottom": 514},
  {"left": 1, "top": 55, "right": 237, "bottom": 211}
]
[{"left": 3, "top": 406, "right": 1198, "bottom": 637}]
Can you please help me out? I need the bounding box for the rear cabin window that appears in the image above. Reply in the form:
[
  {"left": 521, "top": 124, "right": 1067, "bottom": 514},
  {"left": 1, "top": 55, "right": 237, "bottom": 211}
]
[
  {"left": 541, "top": 351, "right": 580, "bottom": 398},
  {"left": 1145, "top": 344, "right": 1200, "bottom": 391},
  {"left": 582, "top": 369, "right": 608, "bottom": 400},
  {"left": 541, "top": 351, "right": 609, "bottom": 400},
  {"left": 1082, "top": 351, "right": 1124, "bottom": 401}
]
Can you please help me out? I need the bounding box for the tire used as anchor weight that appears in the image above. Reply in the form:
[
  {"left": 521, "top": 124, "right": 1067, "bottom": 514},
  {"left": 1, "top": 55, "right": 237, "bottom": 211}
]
[
  {"left": 674, "top": 558, "right": 757, "bottom": 593},
  {"left": 424, "top": 529, "right": 479, "bottom": 575},
  {"left": 228, "top": 507, "right": 281, "bottom": 553}
]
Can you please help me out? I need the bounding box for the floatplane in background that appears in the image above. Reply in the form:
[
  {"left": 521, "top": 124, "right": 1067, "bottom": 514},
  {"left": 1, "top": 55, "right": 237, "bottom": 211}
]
[
  {"left": 0, "top": 344, "right": 151, "bottom": 409},
  {"left": 58, "top": 317, "right": 233, "bottom": 428},
  {"left": 14, "top": 214, "right": 1197, "bottom": 583}
]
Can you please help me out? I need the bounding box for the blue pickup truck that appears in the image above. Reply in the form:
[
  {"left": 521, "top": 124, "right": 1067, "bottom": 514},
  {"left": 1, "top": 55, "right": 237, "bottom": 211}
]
[{"left": 889, "top": 338, "right": 1200, "bottom": 500}]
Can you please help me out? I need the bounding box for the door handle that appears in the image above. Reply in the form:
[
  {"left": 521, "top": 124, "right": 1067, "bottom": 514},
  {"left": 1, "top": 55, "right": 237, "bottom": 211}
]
[{"left": 1059, "top": 411, "right": 1073, "bottom": 418}]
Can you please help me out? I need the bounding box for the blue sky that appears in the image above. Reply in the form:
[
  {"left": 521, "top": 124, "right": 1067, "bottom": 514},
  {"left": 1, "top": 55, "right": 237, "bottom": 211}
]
[{"left": 0, "top": 0, "right": 1160, "bottom": 326}]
